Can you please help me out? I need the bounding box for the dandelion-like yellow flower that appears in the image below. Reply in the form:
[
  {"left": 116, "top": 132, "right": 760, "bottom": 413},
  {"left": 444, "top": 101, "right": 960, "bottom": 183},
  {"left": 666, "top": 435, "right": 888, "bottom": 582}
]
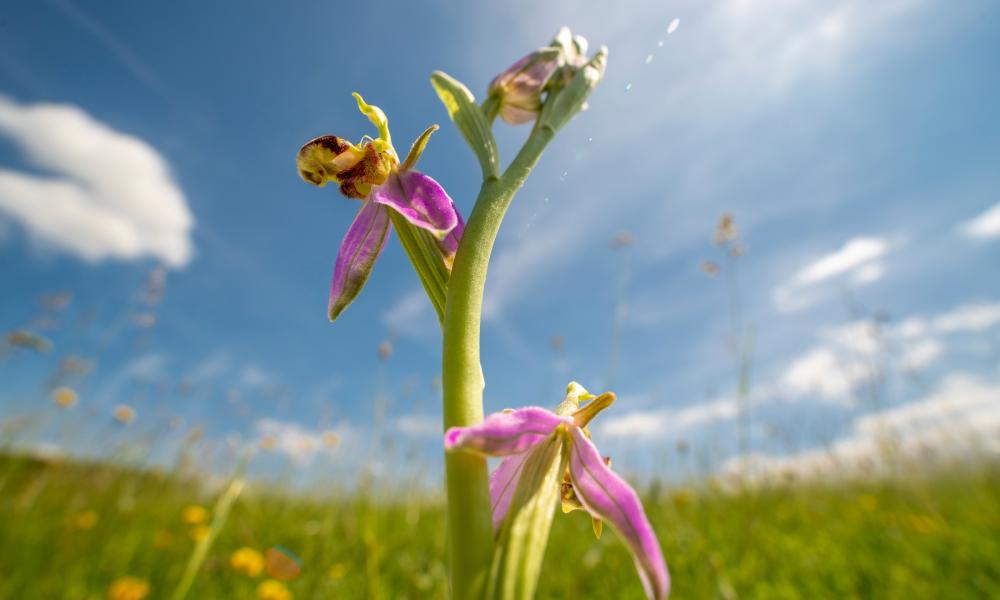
[
  {"left": 256, "top": 579, "right": 292, "bottom": 600},
  {"left": 68, "top": 509, "right": 99, "bottom": 530},
  {"left": 322, "top": 432, "right": 339, "bottom": 448},
  {"left": 857, "top": 494, "right": 878, "bottom": 512},
  {"left": 107, "top": 576, "right": 150, "bottom": 600},
  {"left": 328, "top": 563, "right": 348, "bottom": 581},
  {"left": 113, "top": 405, "right": 136, "bottom": 424},
  {"left": 260, "top": 435, "right": 277, "bottom": 450},
  {"left": 153, "top": 529, "right": 173, "bottom": 548},
  {"left": 189, "top": 524, "right": 210, "bottom": 542},
  {"left": 230, "top": 546, "right": 265, "bottom": 577},
  {"left": 181, "top": 504, "right": 209, "bottom": 525},
  {"left": 53, "top": 386, "right": 78, "bottom": 408}
]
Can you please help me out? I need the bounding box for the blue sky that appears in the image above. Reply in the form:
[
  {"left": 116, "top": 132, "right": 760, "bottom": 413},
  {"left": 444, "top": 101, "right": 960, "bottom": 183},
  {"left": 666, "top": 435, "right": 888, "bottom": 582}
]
[{"left": 1, "top": 0, "right": 998, "bottom": 485}]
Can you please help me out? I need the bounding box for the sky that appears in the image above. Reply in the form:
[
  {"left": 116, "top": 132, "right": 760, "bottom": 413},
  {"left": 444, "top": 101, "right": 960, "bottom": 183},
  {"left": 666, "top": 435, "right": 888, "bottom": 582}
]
[{"left": 0, "top": 0, "right": 998, "bottom": 486}]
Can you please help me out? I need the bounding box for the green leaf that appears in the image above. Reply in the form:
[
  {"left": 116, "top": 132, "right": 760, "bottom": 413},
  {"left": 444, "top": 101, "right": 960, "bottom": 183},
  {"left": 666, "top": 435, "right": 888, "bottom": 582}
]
[
  {"left": 486, "top": 434, "right": 568, "bottom": 600},
  {"left": 430, "top": 71, "right": 501, "bottom": 179}
]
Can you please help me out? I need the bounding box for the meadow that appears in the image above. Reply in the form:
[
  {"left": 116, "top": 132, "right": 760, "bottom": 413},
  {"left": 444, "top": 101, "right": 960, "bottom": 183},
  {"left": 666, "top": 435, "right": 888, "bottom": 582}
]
[{"left": 1, "top": 451, "right": 997, "bottom": 599}]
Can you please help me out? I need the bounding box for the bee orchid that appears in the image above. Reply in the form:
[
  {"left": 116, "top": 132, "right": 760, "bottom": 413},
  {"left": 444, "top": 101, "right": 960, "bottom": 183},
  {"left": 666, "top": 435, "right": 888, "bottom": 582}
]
[
  {"left": 297, "top": 94, "right": 463, "bottom": 320},
  {"left": 444, "top": 382, "right": 670, "bottom": 600}
]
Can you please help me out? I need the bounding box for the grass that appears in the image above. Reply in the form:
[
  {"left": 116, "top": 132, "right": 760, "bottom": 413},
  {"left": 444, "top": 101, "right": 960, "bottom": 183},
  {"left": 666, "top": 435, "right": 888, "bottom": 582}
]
[{"left": 0, "top": 453, "right": 997, "bottom": 599}]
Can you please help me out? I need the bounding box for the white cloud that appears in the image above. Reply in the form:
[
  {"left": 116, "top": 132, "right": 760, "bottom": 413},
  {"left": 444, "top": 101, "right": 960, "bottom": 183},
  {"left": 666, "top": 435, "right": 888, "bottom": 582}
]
[
  {"left": 601, "top": 396, "right": 739, "bottom": 439},
  {"left": 932, "top": 301, "right": 1000, "bottom": 334},
  {"left": 901, "top": 338, "right": 943, "bottom": 370},
  {"left": 724, "top": 374, "right": 1000, "bottom": 481},
  {"left": 959, "top": 202, "right": 1000, "bottom": 240},
  {"left": 393, "top": 415, "right": 441, "bottom": 438},
  {"left": 251, "top": 418, "right": 355, "bottom": 465},
  {"left": 774, "top": 237, "right": 889, "bottom": 312},
  {"left": 0, "top": 96, "right": 193, "bottom": 267},
  {"left": 781, "top": 346, "right": 868, "bottom": 402}
]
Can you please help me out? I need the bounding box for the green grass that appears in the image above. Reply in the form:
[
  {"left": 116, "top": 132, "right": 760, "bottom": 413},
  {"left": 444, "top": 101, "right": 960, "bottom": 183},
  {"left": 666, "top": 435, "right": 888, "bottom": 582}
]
[{"left": 0, "top": 453, "right": 998, "bottom": 599}]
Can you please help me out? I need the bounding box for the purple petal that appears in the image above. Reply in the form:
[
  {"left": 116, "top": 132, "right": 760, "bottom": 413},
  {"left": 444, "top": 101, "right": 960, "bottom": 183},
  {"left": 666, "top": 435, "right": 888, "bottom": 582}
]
[
  {"left": 444, "top": 407, "right": 568, "bottom": 457},
  {"left": 489, "top": 453, "right": 531, "bottom": 532},
  {"left": 437, "top": 208, "right": 464, "bottom": 270},
  {"left": 568, "top": 427, "right": 670, "bottom": 600},
  {"left": 370, "top": 171, "right": 458, "bottom": 239},
  {"left": 328, "top": 201, "right": 391, "bottom": 321}
]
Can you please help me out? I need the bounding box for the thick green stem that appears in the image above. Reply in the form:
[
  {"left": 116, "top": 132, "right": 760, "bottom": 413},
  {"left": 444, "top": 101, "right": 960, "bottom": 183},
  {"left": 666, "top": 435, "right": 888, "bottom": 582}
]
[{"left": 442, "top": 125, "right": 554, "bottom": 599}]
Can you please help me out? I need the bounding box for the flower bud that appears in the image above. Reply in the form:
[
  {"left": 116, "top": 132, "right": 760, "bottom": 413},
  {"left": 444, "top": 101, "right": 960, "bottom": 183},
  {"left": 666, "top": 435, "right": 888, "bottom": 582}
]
[{"left": 488, "top": 47, "right": 561, "bottom": 125}]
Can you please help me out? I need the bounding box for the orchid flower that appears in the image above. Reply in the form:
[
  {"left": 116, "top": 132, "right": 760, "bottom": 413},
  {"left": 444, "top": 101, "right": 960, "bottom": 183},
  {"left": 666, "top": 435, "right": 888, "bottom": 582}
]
[
  {"left": 444, "top": 382, "right": 670, "bottom": 599},
  {"left": 487, "top": 26, "right": 597, "bottom": 126},
  {"left": 296, "top": 94, "right": 464, "bottom": 320}
]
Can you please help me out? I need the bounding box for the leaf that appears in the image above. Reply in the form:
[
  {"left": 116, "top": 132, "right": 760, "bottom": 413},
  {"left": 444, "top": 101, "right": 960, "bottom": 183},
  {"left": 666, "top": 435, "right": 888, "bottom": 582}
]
[
  {"left": 485, "top": 435, "right": 568, "bottom": 600},
  {"left": 430, "top": 71, "right": 501, "bottom": 179}
]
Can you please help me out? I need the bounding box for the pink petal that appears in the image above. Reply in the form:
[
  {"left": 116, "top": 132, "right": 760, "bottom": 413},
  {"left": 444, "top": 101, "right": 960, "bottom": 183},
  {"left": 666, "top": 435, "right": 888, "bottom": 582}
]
[
  {"left": 444, "top": 407, "right": 568, "bottom": 457},
  {"left": 328, "top": 201, "right": 391, "bottom": 321},
  {"left": 568, "top": 427, "right": 670, "bottom": 600},
  {"left": 488, "top": 453, "right": 531, "bottom": 532},
  {"left": 370, "top": 170, "right": 459, "bottom": 239}
]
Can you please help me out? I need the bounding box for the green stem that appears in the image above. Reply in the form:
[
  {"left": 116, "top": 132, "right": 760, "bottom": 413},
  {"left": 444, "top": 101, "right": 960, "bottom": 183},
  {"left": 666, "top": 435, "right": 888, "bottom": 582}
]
[{"left": 442, "top": 124, "right": 554, "bottom": 599}]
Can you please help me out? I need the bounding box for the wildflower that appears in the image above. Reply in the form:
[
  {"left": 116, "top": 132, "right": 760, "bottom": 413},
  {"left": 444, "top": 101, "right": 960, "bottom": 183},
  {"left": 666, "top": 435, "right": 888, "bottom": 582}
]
[
  {"left": 113, "top": 405, "right": 135, "bottom": 424},
  {"left": 266, "top": 546, "right": 303, "bottom": 581},
  {"left": 189, "top": 524, "right": 210, "bottom": 542},
  {"left": 322, "top": 431, "right": 339, "bottom": 448},
  {"left": 713, "top": 213, "right": 738, "bottom": 246},
  {"left": 488, "top": 27, "right": 601, "bottom": 126},
  {"left": 488, "top": 45, "right": 561, "bottom": 124},
  {"left": 68, "top": 509, "right": 99, "bottom": 530},
  {"left": 181, "top": 504, "right": 208, "bottom": 525},
  {"left": 445, "top": 382, "right": 670, "bottom": 600},
  {"left": 260, "top": 435, "right": 277, "bottom": 450},
  {"left": 256, "top": 579, "right": 292, "bottom": 600},
  {"left": 328, "top": 562, "right": 349, "bottom": 581},
  {"left": 296, "top": 94, "right": 464, "bottom": 320},
  {"left": 231, "top": 546, "right": 265, "bottom": 577},
  {"left": 153, "top": 529, "right": 173, "bottom": 549},
  {"left": 6, "top": 329, "right": 52, "bottom": 353},
  {"left": 107, "top": 576, "right": 149, "bottom": 600},
  {"left": 53, "top": 386, "right": 78, "bottom": 408}
]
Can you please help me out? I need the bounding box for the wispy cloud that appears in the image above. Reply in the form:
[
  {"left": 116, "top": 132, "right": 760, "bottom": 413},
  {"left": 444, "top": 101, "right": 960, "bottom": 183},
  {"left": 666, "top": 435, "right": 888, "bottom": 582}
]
[
  {"left": 724, "top": 373, "right": 1000, "bottom": 481},
  {"left": 773, "top": 237, "right": 890, "bottom": 312},
  {"left": 601, "top": 396, "right": 738, "bottom": 439},
  {"left": 0, "top": 96, "right": 194, "bottom": 267},
  {"left": 959, "top": 202, "right": 1000, "bottom": 240},
  {"left": 250, "top": 418, "right": 356, "bottom": 465},
  {"left": 46, "top": 0, "right": 168, "bottom": 95},
  {"left": 393, "top": 414, "right": 441, "bottom": 438}
]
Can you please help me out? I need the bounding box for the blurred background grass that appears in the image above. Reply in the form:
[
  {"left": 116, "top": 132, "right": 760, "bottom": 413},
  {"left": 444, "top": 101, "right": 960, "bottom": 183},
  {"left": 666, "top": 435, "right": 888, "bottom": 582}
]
[{"left": 1, "top": 450, "right": 997, "bottom": 599}]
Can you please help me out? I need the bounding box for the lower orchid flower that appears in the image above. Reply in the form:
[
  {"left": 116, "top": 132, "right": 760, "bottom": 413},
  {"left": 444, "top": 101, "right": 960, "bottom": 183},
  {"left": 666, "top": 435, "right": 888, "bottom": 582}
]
[
  {"left": 444, "top": 382, "right": 670, "bottom": 600},
  {"left": 296, "top": 93, "right": 464, "bottom": 320}
]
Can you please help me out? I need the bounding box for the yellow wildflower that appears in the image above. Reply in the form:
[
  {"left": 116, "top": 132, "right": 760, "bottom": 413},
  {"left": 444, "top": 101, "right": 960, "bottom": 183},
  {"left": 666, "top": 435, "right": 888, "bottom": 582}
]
[
  {"left": 189, "top": 524, "right": 210, "bottom": 542},
  {"left": 260, "top": 435, "right": 277, "bottom": 450},
  {"left": 68, "top": 509, "right": 99, "bottom": 530},
  {"left": 230, "top": 546, "right": 265, "bottom": 577},
  {"left": 107, "top": 576, "right": 149, "bottom": 600},
  {"left": 328, "top": 563, "right": 349, "bottom": 581},
  {"left": 53, "top": 386, "right": 78, "bottom": 408},
  {"left": 153, "top": 529, "right": 173, "bottom": 549},
  {"left": 181, "top": 504, "right": 209, "bottom": 525},
  {"left": 113, "top": 405, "right": 135, "bottom": 424},
  {"left": 256, "top": 579, "right": 292, "bottom": 600}
]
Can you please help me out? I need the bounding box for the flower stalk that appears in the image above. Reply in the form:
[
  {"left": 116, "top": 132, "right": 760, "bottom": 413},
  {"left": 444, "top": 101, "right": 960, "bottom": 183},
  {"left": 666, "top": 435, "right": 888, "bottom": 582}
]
[{"left": 441, "top": 124, "right": 556, "bottom": 598}]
